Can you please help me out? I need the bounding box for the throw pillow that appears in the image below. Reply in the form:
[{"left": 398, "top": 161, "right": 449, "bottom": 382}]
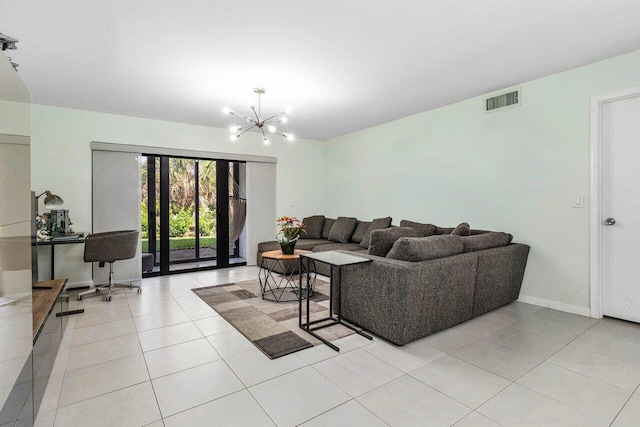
[
  {"left": 322, "top": 218, "right": 336, "bottom": 240},
  {"left": 368, "top": 226, "right": 416, "bottom": 257},
  {"left": 386, "top": 235, "right": 464, "bottom": 262},
  {"left": 460, "top": 232, "right": 513, "bottom": 252},
  {"left": 351, "top": 221, "right": 371, "bottom": 243},
  {"left": 299, "top": 215, "right": 325, "bottom": 239},
  {"left": 328, "top": 217, "right": 358, "bottom": 243},
  {"left": 359, "top": 216, "right": 393, "bottom": 248},
  {"left": 450, "top": 222, "right": 471, "bottom": 236},
  {"left": 399, "top": 220, "right": 437, "bottom": 237}
]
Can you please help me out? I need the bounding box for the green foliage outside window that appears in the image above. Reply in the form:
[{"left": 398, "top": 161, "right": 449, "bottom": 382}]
[
  {"left": 169, "top": 207, "right": 192, "bottom": 237},
  {"left": 141, "top": 202, "right": 149, "bottom": 239},
  {"left": 141, "top": 157, "right": 226, "bottom": 242},
  {"left": 198, "top": 209, "right": 216, "bottom": 236}
]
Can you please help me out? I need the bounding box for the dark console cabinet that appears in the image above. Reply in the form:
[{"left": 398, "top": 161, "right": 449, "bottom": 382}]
[
  {"left": 32, "top": 280, "right": 68, "bottom": 422},
  {"left": 0, "top": 280, "right": 68, "bottom": 426}
]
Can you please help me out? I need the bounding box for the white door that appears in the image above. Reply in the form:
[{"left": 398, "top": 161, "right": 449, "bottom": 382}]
[{"left": 602, "top": 94, "right": 640, "bottom": 323}]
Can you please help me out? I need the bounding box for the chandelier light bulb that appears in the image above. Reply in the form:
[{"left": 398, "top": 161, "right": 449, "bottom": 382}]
[
  {"left": 285, "top": 106, "right": 293, "bottom": 114},
  {"left": 223, "top": 88, "right": 292, "bottom": 145},
  {"left": 287, "top": 134, "right": 295, "bottom": 141}
]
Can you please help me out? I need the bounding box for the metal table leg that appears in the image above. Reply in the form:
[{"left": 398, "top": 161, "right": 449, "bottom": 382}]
[{"left": 298, "top": 256, "right": 371, "bottom": 352}]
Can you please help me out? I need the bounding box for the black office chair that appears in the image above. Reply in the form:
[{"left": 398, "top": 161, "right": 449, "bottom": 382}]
[{"left": 77, "top": 230, "right": 141, "bottom": 301}]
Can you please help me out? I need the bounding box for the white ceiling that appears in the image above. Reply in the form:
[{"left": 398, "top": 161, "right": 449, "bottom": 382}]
[{"left": 2, "top": 0, "right": 640, "bottom": 140}]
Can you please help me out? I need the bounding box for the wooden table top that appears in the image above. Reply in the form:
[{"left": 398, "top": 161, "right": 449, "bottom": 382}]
[
  {"left": 262, "top": 249, "right": 312, "bottom": 260},
  {"left": 32, "top": 279, "right": 67, "bottom": 340}
]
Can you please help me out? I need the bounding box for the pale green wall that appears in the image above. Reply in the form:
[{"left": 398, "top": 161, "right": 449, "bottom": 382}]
[
  {"left": 30, "top": 105, "right": 325, "bottom": 284},
  {"left": 324, "top": 49, "right": 640, "bottom": 311}
]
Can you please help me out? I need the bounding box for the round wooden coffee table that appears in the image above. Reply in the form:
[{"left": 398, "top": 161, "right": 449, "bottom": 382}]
[{"left": 259, "top": 249, "right": 316, "bottom": 302}]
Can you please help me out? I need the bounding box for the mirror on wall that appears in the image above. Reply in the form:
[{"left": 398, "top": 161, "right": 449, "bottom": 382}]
[{"left": 0, "top": 50, "right": 34, "bottom": 425}]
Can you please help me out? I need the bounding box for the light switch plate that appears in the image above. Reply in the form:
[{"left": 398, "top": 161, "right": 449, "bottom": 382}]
[{"left": 573, "top": 194, "right": 584, "bottom": 208}]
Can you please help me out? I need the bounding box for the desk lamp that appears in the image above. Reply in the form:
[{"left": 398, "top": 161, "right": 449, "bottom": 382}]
[{"left": 35, "top": 190, "right": 63, "bottom": 212}]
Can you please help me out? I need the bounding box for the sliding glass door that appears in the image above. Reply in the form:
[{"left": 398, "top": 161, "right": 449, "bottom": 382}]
[{"left": 141, "top": 155, "right": 246, "bottom": 276}]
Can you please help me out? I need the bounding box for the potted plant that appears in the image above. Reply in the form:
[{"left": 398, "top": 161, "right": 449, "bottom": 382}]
[{"left": 276, "top": 216, "right": 306, "bottom": 254}]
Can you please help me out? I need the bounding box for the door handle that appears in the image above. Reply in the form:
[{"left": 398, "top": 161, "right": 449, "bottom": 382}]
[{"left": 604, "top": 218, "right": 616, "bottom": 226}]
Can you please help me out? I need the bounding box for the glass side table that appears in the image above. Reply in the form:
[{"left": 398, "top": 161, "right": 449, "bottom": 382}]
[{"left": 299, "top": 251, "right": 373, "bottom": 351}]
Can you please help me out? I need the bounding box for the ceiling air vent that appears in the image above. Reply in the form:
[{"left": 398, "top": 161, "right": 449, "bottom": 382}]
[{"left": 484, "top": 88, "right": 520, "bottom": 112}]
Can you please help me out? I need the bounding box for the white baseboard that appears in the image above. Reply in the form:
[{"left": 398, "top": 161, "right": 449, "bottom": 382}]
[
  {"left": 65, "top": 280, "right": 93, "bottom": 289},
  {"left": 517, "top": 294, "right": 592, "bottom": 317}
]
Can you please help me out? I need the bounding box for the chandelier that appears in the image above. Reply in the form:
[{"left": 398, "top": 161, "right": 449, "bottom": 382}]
[{"left": 223, "top": 88, "right": 293, "bottom": 144}]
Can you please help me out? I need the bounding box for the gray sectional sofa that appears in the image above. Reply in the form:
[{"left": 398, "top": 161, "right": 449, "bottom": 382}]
[
  {"left": 257, "top": 215, "right": 389, "bottom": 276},
  {"left": 257, "top": 215, "right": 530, "bottom": 345}
]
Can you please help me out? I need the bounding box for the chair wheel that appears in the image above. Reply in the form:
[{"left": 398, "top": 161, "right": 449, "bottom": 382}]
[
  {"left": 77, "top": 295, "right": 83, "bottom": 301},
  {"left": 64, "top": 297, "right": 69, "bottom": 302},
  {"left": 137, "top": 288, "right": 142, "bottom": 294},
  {"left": 105, "top": 296, "right": 112, "bottom": 301}
]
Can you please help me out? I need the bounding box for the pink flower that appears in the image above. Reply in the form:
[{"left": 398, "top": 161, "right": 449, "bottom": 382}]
[{"left": 276, "top": 216, "right": 307, "bottom": 242}]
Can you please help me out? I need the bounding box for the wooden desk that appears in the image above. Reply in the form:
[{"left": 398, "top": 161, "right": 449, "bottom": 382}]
[{"left": 32, "top": 279, "right": 67, "bottom": 340}]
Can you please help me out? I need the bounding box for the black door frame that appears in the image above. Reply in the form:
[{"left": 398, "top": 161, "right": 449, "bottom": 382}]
[
  {"left": 146, "top": 155, "right": 158, "bottom": 265},
  {"left": 216, "top": 160, "right": 230, "bottom": 269},
  {"left": 142, "top": 154, "right": 246, "bottom": 277}
]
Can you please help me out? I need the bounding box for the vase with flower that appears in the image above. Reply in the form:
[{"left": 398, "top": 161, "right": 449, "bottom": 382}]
[{"left": 276, "top": 216, "right": 306, "bottom": 254}]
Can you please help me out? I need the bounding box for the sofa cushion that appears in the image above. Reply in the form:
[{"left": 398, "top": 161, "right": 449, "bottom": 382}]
[
  {"left": 435, "top": 226, "right": 454, "bottom": 235},
  {"left": 386, "top": 235, "right": 463, "bottom": 262},
  {"left": 294, "top": 239, "right": 334, "bottom": 251},
  {"left": 399, "top": 220, "right": 437, "bottom": 237},
  {"left": 258, "top": 239, "right": 329, "bottom": 253},
  {"left": 359, "top": 216, "right": 393, "bottom": 248},
  {"left": 312, "top": 242, "right": 363, "bottom": 253},
  {"left": 461, "top": 232, "right": 513, "bottom": 252},
  {"left": 368, "top": 226, "right": 416, "bottom": 257},
  {"left": 436, "top": 226, "right": 491, "bottom": 235},
  {"left": 451, "top": 222, "right": 471, "bottom": 236},
  {"left": 257, "top": 240, "right": 282, "bottom": 253},
  {"left": 328, "top": 217, "right": 358, "bottom": 243},
  {"left": 322, "top": 218, "right": 336, "bottom": 240},
  {"left": 351, "top": 221, "right": 371, "bottom": 243},
  {"left": 300, "top": 215, "right": 325, "bottom": 239},
  {"left": 470, "top": 229, "right": 492, "bottom": 235}
]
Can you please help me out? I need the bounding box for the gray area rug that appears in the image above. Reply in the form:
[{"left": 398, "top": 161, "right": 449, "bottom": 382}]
[{"left": 192, "top": 278, "right": 354, "bottom": 359}]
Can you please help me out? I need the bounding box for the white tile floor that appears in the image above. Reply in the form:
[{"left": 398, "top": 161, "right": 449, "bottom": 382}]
[{"left": 36, "top": 266, "right": 640, "bottom": 427}]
